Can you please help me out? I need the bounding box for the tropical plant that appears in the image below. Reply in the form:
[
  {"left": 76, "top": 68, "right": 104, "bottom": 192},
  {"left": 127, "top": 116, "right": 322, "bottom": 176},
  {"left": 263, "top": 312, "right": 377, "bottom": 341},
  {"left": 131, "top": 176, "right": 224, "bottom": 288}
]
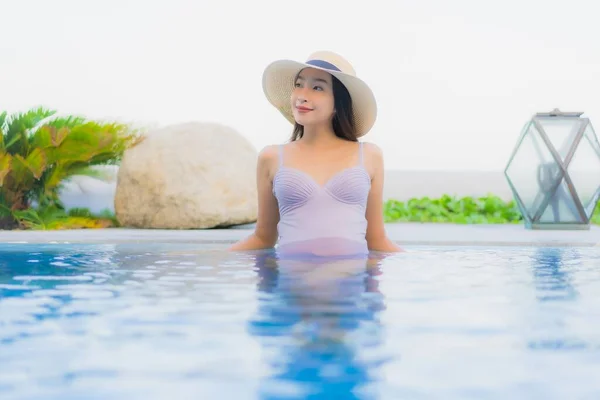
[
  {"left": 0, "top": 107, "right": 142, "bottom": 229},
  {"left": 11, "top": 205, "right": 118, "bottom": 230}
]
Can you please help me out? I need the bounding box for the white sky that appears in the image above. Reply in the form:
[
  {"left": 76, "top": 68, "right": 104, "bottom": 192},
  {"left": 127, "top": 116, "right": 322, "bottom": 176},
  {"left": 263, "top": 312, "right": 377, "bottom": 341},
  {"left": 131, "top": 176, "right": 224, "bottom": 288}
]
[{"left": 2, "top": 0, "right": 599, "bottom": 170}]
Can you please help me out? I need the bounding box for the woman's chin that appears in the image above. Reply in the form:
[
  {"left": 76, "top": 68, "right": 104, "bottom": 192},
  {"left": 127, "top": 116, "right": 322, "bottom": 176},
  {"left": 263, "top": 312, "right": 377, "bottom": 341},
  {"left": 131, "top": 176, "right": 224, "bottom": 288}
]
[{"left": 293, "top": 115, "right": 325, "bottom": 127}]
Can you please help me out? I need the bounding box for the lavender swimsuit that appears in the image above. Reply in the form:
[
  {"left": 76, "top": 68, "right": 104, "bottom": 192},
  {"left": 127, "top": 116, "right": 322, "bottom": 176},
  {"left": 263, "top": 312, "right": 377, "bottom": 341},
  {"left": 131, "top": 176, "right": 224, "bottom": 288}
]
[{"left": 272, "top": 142, "right": 371, "bottom": 258}]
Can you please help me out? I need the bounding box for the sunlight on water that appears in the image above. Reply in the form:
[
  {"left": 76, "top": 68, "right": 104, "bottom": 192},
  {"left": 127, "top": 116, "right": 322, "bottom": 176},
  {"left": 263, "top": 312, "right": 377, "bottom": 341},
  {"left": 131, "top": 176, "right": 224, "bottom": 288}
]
[{"left": 1, "top": 244, "right": 600, "bottom": 399}]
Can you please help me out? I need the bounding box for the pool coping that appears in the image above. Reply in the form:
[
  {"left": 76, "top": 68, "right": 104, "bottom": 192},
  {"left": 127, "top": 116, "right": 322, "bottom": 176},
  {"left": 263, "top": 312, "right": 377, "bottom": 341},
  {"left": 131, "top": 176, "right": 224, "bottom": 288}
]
[{"left": 1, "top": 223, "right": 600, "bottom": 247}]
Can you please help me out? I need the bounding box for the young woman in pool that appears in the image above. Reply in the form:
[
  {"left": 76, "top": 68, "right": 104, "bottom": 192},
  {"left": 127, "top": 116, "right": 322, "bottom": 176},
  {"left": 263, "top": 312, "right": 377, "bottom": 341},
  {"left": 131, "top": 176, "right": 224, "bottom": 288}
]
[{"left": 229, "top": 51, "right": 402, "bottom": 257}]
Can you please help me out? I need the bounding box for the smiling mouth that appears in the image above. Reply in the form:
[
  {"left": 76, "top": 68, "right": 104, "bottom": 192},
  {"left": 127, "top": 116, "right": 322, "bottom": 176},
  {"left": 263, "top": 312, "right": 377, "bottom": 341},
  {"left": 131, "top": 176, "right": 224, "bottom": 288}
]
[{"left": 296, "top": 106, "right": 313, "bottom": 112}]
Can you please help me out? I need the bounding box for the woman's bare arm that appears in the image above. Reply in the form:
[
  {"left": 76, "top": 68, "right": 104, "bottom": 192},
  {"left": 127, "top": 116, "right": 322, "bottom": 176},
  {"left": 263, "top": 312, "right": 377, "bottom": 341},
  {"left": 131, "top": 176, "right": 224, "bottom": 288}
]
[
  {"left": 228, "top": 145, "right": 280, "bottom": 251},
  {"left": 364, "top": 143, "right": 403, "bottom": 252}
]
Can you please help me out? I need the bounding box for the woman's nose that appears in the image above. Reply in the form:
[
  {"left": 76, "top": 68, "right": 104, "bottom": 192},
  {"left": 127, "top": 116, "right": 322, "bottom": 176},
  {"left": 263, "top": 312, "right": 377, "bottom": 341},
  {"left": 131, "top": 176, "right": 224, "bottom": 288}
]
[
  {"left": 296, "top": 92, "right": 307, "bottom": 103},
  {"left": 296, "top": 86, "right": 310, "bottom": 102}
]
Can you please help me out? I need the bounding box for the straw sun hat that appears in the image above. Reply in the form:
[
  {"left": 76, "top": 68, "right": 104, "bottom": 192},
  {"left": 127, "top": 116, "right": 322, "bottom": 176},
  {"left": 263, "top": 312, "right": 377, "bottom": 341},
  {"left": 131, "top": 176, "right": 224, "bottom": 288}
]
[{"left": 261, "top": 50, "right": 377, "bottom": 137}]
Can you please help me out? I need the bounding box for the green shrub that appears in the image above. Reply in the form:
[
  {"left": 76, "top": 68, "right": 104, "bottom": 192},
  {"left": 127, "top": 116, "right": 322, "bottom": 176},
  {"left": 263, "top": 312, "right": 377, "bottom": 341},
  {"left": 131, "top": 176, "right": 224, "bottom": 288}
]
[
  {"left": 0, "top": 107, "right": 143, "bottom": 229},
  {"left": 384, "top": 194, "right": 526, "bottom": 224},
  {"left": 11, "top": 205, "right": 119, "bottom": 230},
  {"left": 384, "top": 194, "right": 600, "bottom": 224}
]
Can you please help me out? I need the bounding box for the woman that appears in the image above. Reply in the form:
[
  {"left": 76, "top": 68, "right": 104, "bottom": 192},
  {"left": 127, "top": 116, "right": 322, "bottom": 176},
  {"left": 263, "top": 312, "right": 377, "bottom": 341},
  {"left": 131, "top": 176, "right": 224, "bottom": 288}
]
[{"left": 229, "top": 51, "right": 402, "bottom": 257}]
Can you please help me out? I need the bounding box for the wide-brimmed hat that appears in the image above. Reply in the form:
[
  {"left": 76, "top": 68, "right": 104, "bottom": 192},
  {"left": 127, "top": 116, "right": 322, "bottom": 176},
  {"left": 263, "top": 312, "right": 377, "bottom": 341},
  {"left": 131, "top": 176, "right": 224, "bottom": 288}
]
[{"left": 262, "top": 50, "right": 377, "bottom": 137}]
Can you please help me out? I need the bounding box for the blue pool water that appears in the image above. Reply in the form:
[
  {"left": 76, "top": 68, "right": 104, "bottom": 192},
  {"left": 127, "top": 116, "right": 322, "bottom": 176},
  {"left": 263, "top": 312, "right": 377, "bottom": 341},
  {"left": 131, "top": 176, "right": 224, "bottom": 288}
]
[{"left": 1, "top": 243, "right": 599, "bottom": 399}]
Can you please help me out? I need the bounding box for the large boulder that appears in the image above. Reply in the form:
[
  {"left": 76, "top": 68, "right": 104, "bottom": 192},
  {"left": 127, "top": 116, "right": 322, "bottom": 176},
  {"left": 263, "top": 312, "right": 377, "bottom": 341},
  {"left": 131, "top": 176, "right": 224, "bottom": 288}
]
[{"left": 114, "top": 122, "right": 258, "bottom": 229}]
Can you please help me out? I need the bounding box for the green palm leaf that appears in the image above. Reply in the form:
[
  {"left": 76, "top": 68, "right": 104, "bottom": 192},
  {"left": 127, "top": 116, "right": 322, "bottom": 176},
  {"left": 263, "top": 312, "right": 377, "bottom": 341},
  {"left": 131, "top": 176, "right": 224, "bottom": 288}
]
[
  {"left": 4, "top": 107, "right": 56, "bottom": 154},
  {"left": 0, "top": 107, "right": 142, "bottom": 229}
]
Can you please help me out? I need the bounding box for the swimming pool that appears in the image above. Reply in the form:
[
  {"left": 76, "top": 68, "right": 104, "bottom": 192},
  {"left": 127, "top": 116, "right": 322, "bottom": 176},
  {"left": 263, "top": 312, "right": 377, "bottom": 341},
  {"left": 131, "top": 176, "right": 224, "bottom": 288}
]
[{"left": 1, "top": 243, "right": 599, "bottom": 399}]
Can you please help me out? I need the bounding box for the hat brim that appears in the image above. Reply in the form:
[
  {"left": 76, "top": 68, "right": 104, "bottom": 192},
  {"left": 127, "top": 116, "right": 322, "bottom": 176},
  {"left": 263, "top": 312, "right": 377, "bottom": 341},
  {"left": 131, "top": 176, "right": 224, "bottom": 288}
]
[{"left": 261, "top": 59, "right": 377, "bottom": 138}]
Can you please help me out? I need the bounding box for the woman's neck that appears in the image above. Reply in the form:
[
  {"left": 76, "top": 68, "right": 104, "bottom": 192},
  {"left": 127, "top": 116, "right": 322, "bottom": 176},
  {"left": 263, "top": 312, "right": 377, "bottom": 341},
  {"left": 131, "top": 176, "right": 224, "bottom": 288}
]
[{"left": 299, "top": 125, "right": 341, "bottom": 147}]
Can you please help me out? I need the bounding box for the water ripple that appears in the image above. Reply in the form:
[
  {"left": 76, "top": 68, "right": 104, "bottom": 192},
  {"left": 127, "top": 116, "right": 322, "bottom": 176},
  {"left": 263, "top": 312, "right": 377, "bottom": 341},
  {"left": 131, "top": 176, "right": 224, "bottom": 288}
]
[{"left": 0, "top": 244, "right": 599, "bottom": 399}]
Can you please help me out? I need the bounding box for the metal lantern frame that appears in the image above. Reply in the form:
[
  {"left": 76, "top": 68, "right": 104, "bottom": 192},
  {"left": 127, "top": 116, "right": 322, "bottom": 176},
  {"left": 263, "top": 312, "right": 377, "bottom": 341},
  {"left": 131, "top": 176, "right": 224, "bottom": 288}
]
[{"left": 504, "top": 108, "right": 600, "bottom": 230}]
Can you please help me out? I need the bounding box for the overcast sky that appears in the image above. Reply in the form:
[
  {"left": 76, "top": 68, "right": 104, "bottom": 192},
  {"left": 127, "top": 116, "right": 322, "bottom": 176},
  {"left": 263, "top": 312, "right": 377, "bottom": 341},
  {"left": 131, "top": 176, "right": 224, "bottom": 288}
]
[{"left": 2, "top": 0, "right": 599, "bottom": 170}]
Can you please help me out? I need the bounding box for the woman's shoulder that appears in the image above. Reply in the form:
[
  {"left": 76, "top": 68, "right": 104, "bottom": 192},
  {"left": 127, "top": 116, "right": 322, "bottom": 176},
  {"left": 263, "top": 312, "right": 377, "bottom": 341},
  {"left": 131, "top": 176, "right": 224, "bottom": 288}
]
[
  {"left": 258, "top": 144, "right": 281, "bottom": 161},
  {"left": 256, "top": 144, "right": 282, "bottom": 178},
  {"left": 359, "top": 141, "right": 384, "bottom": 177},
  {"left": 360, "top": 141, "right": 384, "bottom": 160}
]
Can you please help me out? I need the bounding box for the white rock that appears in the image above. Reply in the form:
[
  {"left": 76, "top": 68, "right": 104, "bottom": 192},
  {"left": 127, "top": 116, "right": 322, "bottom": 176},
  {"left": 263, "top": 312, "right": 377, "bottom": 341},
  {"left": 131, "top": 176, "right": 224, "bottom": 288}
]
[{"left": 114, "top": 122, "right": 258, "bottom": 229}]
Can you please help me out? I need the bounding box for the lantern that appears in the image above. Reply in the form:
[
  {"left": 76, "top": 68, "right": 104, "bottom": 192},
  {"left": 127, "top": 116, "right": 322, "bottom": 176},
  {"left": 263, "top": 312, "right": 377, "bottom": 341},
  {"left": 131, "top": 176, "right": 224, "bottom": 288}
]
[{"left": 504, "top": 109, "right": 600, "bottom": 229}]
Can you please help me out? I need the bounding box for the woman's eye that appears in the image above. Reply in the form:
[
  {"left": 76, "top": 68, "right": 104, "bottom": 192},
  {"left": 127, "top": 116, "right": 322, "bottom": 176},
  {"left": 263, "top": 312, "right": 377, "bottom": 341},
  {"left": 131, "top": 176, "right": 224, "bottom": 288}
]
[{"left": 313, "top": 86, "right": 323, "bottom": 91}]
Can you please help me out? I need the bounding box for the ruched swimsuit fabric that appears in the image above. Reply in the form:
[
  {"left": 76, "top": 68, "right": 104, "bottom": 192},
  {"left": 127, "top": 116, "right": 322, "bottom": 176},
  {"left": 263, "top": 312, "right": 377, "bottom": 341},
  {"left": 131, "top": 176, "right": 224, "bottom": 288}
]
[{"left": 272, "top": 142, "right": 371, "bottom": 259}]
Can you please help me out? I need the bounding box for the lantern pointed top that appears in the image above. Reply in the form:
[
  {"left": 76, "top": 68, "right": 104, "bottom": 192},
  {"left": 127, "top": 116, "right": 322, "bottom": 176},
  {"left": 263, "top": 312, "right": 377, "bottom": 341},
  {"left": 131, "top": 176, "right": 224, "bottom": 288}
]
[{"left": 535, "top": 108, "right": 584, "bottom": 118}]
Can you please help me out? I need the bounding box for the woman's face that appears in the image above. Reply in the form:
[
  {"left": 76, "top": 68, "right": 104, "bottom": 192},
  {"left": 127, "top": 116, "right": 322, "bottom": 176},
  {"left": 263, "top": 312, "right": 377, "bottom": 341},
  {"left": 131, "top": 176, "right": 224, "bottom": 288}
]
[{"left": 290, "top": 67, "right": 335, "bottom": 128}]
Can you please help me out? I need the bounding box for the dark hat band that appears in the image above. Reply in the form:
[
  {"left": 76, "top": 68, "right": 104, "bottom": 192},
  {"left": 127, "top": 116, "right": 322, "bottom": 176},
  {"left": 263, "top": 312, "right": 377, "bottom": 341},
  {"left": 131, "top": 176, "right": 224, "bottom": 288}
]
[{"left": 305, "top": 59, "right": 341, "bottom": 72}]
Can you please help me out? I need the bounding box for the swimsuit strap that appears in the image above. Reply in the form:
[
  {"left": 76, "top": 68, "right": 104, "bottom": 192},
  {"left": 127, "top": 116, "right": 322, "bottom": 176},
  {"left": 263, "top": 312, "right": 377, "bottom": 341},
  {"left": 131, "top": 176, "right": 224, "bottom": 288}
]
[
  {"left": 279, "top": 144, "right": 285, "bottom": 167},
  {"left": 359, "top": 142, "right": 364, "bottom": 166}
]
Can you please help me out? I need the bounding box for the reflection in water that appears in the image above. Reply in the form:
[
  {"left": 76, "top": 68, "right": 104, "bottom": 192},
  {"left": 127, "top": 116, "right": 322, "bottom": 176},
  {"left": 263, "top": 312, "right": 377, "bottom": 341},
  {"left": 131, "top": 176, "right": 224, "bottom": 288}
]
[
  {"left": 531, "top": 247, "right": 578, "bottom": 302},
  {"left": 248, "top": 250, "right": 390, "bottom": 400},
  {"left": 2, "top": 244, "right": 600, "bottom": 398},
  {"left": 528, "top": 247, "right": 585, "bottom": 352}
]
